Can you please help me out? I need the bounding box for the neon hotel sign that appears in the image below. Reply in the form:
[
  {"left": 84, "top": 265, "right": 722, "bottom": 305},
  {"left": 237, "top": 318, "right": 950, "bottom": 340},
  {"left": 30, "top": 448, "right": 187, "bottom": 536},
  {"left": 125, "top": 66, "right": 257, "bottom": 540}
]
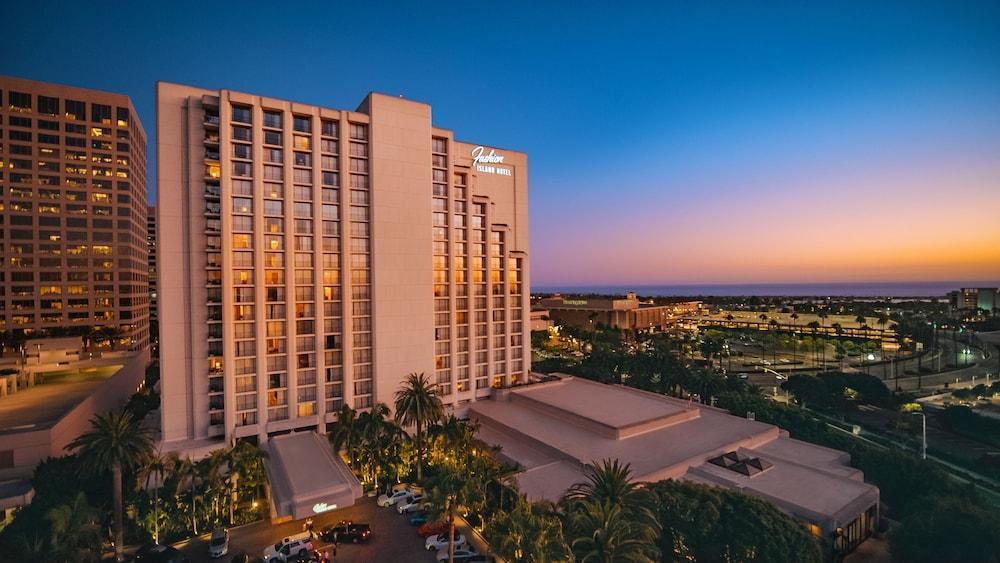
[{"left": 472, "top": 146, "right": 512, "bottom": 176}]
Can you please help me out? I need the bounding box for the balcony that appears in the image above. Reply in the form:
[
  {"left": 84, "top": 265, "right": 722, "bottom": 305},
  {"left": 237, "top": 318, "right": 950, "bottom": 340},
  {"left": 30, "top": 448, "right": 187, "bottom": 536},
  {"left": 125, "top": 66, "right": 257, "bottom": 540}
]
[
  {"left": 204, "top": 133, "right": 220, "bottom": 145},
  {"left": 204, "top": 114, "right": 220, "bottom": 128},
  {"left": 205, "top": 185, "right": 221, "bottom": 199}
]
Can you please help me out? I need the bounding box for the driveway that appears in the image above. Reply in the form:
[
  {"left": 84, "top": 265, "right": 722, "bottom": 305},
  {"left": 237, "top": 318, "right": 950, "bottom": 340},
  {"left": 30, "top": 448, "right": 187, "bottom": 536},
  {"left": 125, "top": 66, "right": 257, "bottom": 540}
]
[{"left": 176, "top": 496, "right": 437, "bottom": 563}]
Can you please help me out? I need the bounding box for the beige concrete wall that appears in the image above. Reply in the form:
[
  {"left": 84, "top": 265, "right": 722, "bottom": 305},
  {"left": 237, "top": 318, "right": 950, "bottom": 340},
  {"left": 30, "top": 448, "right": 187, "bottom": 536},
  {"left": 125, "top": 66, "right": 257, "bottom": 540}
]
[{"left": 367, "top": 94, "right": 436, "bottom": 407}]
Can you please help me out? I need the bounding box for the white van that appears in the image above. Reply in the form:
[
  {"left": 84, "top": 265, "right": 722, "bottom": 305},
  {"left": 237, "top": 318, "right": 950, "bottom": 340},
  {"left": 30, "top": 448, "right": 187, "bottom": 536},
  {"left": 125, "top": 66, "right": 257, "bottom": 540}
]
[{"left": 262, "top": 531, "right": 314, "bottom": 561}]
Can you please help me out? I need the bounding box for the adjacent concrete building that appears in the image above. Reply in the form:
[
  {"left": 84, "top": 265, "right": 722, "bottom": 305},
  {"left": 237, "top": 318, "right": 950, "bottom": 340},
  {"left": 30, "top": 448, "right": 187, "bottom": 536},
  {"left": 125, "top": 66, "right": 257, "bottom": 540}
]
[
  {"left": 156, "top": 83, "right": 529, "bottom": 454},
  {"left": 0, "top": 76, "right": 150, "bottom": 350},
  {"left": 470, "top": 376, "right": 880, "bottom": 554}
]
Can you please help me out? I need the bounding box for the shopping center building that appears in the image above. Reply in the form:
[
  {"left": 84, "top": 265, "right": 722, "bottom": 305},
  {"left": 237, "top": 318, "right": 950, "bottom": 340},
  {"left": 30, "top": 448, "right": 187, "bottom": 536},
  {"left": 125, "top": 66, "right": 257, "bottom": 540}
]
[
  {"left": 156, "top": 83, "right": 529, "bottom": 458},
  {"left": 469, "top": 376, "right": 880, "bottom": 553}
]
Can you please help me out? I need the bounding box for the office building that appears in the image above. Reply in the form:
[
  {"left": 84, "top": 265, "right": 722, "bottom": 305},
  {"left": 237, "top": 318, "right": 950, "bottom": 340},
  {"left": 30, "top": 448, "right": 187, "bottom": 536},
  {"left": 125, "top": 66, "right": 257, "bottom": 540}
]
[
  {"left": 156, "top": 83, "right": 529, "bottom": 453},
  {"left": 0, "top": 76, "right": 150, "bottom": 350}
]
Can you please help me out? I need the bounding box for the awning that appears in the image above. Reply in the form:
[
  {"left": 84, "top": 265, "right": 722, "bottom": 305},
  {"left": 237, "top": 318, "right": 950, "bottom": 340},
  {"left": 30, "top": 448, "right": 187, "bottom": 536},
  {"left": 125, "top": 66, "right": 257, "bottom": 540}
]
[
  {"left": 264, "top": 431, "right": 362, "bottom": 520},
  {"left": 0, "top": 479, "right": 34, "bottom": 511}
]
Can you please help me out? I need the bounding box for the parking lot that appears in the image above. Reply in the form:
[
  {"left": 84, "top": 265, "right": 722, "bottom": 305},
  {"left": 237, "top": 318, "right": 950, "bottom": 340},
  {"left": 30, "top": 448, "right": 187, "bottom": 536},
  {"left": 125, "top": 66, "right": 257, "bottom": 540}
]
[{"left": 176, "top": 495, "right": 438, "bottom": 562}]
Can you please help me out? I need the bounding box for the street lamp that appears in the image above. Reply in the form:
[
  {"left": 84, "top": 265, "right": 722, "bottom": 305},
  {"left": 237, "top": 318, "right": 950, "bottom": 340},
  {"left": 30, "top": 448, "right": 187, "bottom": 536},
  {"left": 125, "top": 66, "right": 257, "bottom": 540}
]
[{"left": 912, "top": 411, "right": 927, "bottom": 460}]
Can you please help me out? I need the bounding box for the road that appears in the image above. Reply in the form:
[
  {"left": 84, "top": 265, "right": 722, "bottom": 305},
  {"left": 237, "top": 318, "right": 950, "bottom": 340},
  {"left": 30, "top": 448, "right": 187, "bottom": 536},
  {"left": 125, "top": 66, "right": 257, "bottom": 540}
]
[{"left": 176, "top": 496, "right": 437, "bottom": 563}]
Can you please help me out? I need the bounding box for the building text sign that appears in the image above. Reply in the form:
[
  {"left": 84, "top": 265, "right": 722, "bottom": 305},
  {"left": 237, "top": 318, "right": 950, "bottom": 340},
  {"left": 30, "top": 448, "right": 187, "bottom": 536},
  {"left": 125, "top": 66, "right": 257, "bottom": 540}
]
[{"left": 472, "top": 146, "right": 512, "bottom": 176}]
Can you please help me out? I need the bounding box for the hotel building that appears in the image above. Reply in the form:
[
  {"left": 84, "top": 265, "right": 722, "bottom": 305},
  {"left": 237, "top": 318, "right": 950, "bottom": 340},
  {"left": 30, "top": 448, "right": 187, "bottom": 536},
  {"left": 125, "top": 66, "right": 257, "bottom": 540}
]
[
  {"left": 0, "top": 76, "right": 150, "bottom": 351},
  {"left": 157, "top": 83, "right": 529, "bottom": 451}
]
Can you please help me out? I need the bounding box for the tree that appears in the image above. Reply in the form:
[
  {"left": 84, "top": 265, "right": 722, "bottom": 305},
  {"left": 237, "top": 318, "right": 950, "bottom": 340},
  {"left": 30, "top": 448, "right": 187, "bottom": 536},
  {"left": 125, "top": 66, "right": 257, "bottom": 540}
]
[
  {"left": 569, "top": 499, "right": 658, "bottom": 563},
  {"left": 489, "top": 497, "right": 570, "bottom": 563},
  {"left": 890, "top": 496, "right": 1000, "bottom": 563},
  {"left": 227, "top": 439, "right": 268, "bottom": 525},
  {"left": 172, "top": 455, "right": 201, "bottom": 535},
  {"left": 648, "top": 480, "right": 823, "bottom": 563},
  {"left": 424, "top": 465, "right": 484, "bottom": 563},
  {"left": 46, "top": 492, "right": 102, "bottom": 563},
  {"left": 136, "top": 451, "right": 170, "bottom": 543},
  {"left": 394, "top": 372, "right": 445, "bottom": 481},
  {"left": 66, "top": 408, "right": 153, "bottom": 562},
  {"left": 817, "top": 308, "right": 829, "bottom": 365},
  {"left": 563, "top": 460, "right": 659, "bottom": 561},
  {"left": 806, "top": 321, "right": 821, "bottom": 366},
  {"left": 330, "top": 404, "right": 361, "bottom": 468}
]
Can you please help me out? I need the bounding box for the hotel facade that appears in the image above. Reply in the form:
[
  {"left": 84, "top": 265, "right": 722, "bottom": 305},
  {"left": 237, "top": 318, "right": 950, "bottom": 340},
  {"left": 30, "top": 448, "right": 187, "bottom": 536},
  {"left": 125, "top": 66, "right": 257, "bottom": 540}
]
[
  {"left": 0, "top": 76, "right": 150, "bottom": 351},
  {"left": 157, "top": 83, "right": 529, "bottom": 450}
]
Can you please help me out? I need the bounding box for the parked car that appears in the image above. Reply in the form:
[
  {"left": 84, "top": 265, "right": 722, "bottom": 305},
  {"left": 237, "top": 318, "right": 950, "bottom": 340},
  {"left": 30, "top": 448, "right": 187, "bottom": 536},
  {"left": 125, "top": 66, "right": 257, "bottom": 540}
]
[
  {"left": 319, "top": 521, "right": 371, "bottom": 543},
  {"left": 391, "top": 482, "right": 423, "bottom": 495},
  {"left": 418, "top": 521, "right": 449, "bottom": 537},
  {"left": 262, "top": 532, "right": 314, "bottom": 561},
  {"left": 409, "top": 512, "right": 428, "bottom": 526},
  {"left": 397, "top": 494, "right": 425, "bottom": 513},
  {"left": 425, "top": 531, "right": 466, "bottom": 551},
  {"left": 377, "top": 489, "right": 413, "bottom": 507},
  {"left": 209, "top": 527, "right": 230, "bottom": 558},
  {"left": 437, "top": 548, "right": 477, "bottom": 562}
]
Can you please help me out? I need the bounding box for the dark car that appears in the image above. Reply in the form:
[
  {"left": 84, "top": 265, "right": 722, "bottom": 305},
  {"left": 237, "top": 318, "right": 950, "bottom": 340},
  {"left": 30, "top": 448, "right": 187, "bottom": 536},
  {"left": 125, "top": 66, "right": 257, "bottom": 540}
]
[{"left": 319, "top": 521, "right": 372, "bottom": 543}]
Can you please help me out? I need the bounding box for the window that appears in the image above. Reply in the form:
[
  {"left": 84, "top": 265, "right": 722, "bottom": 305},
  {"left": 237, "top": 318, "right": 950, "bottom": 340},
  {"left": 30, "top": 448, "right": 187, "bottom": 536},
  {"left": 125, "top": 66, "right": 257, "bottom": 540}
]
[
  {"left": 264, "top": 131, "right": 282, "bottom": 146},
  {"left": 65, "top": 99, "right": 85, "bottom": 120},
  {"left": 349, "top": 123, "right": 368, "bottom": 140},
  {"left": 321, "top": 120, "right": 338, "bottom": 137},
  {"left": 232, "top": 105, "right": 252, "bottom": 124},
  {"left": 38, "top": 95, "right": 59, "bottom": 116},
  {"left": 261, "top": 110, "right": 281, "bottom": 128},
  {"left": 293, "top": 115, "right": 311, "bottom": 132},
  {"left": 92, "top": 103, "right": 112, "bottom": 124},
  {"left": 9, "top": 91, "right": 31, "bottom": 111},
  {"left": 116, "top": 107, "right": 129, "bottom": 127}
]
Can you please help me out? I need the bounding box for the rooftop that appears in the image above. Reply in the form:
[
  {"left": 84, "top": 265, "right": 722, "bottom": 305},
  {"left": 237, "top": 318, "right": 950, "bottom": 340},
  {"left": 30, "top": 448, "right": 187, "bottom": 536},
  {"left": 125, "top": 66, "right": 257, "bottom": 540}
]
[
  {"left": 0, "top": 365, "right": 122, "bottom": 434},
  {"left": 469, "top": 376, "right": 879, "bottom": 533}
]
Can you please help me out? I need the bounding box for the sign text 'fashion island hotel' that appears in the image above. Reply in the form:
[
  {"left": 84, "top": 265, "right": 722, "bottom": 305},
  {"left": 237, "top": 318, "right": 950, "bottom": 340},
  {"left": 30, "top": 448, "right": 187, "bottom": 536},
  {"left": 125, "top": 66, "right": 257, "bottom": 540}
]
[{"left": 157, "top": 85, "right": 528, "bottom": 450}]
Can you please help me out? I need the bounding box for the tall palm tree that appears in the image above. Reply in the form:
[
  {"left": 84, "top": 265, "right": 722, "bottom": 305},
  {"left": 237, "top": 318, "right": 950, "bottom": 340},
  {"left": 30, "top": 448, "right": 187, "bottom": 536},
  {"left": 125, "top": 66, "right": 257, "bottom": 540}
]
[
  {"left": 172, "top": 455, "right": 201, "bottom": 535},
  {"left": 790, "top": 312, "right": 800, "bottom": 363},
  {"left": 137, "top": 451, "right": 171, "bottom": 543},
  {"left": 66, "top": 409, "right": 153, "bottom": 562},
  {"left": 46, "top": 491, "right": 102, "bottom": 563},
  {"left": 490, "top": 497, "right": 570, "bottom": 563},
  {"left": 331, "top": 404, "right": 361, "bottom": 468},
  {"left": 227, "top": 440, "right": 268, "bottom": 525},
  {"left": 425, "top": 465, "right": 483, "bottom": 563},
  {"left": 569, "top": 499, "right": 658, "bottom": 563},
  {"left": 816, "top": 308, "right": 829, "bottom": 365},
  {"left": 564, "top": 459, "right": 658, "bottom": 540},
  {"left": 806, "top": 321, "right": 821, "bottom": 367},
  {"left": 394, "top": 372, "right": 444, "bottom": 481}
]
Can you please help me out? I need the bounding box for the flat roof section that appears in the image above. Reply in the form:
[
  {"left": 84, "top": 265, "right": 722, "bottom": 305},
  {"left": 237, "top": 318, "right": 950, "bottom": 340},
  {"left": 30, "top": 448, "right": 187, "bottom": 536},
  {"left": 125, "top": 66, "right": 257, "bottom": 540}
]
[
  {"left": 510, "top": 377, "right": 700, "bottom": 438},
  {"left": 0, "top": 365, "right": 122, "bottom": 434},
  {"left": 265, "top": 431, "right": 362, "bottom": 520}
]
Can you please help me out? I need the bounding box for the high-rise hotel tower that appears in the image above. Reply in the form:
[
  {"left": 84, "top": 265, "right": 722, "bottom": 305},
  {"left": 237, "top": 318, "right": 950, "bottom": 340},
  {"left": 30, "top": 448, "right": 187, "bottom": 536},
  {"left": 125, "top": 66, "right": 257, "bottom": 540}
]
[
  {"left": 0, "top": 77, "right": 149, "bottom": 350},
  {"left": 157, "top": 83, "right": 528, "bottom": 449}
]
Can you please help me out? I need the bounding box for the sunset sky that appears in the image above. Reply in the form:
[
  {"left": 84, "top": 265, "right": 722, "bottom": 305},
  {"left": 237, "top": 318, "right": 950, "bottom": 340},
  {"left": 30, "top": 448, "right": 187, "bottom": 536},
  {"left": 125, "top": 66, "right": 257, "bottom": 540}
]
[{"left": 5, "top": 2, "right": 999, "bottom": 286}]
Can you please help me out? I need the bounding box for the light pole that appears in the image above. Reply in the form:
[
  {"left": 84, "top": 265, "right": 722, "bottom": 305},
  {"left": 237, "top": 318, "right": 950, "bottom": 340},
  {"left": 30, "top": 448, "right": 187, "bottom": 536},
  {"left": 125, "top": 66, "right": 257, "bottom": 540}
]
[{"left": 912, "top": 412, "right": 926, "bottom": 460}]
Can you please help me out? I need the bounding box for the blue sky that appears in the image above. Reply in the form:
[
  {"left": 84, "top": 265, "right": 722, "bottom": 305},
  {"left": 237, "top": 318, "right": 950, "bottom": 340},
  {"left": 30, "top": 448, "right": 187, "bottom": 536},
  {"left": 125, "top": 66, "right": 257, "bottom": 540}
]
[{"left": 4, "top": 1, "right": 999, "bottom": 285}]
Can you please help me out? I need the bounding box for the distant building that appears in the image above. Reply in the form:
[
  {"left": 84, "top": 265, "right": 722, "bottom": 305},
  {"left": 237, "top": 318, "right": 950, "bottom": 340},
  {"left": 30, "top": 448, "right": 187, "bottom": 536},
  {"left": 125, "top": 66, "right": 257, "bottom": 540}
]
[
  {"left": 529, "top": 309, "right": 553, "bottom": 332},
  {"left": 470, "top": 376, "right": 880, "bottom": 554},
  {"left": 538, "top": 292, "right": 701, "bottom": 332},
  {"left": 0, "top": 76, "right": 150, "bottom": 351},
  {"left": 948, "top": 288, "right": 998, "bottom": 314}
]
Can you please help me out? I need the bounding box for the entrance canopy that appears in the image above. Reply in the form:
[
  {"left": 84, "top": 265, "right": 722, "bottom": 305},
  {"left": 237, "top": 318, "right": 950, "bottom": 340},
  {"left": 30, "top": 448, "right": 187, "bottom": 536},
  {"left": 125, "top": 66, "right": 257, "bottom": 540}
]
[{"left": 265, "top": 431, "right": 362, "bottom": 520}]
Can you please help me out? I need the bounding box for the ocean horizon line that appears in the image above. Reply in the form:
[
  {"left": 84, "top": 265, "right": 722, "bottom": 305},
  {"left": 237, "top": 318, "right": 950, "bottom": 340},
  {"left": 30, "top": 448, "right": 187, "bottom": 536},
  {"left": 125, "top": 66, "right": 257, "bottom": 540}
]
[{"left": 532, "top": 281, "right": 1000, "bottom": 298}]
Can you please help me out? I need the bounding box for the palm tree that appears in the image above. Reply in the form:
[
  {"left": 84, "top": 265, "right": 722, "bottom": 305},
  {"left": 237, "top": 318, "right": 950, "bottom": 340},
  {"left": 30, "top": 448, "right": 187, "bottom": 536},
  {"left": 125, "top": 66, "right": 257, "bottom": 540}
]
[
  {"left": 768, "top": 319, "right": 780, "bottom": 364},
  {"left": 806, "top": 321, "right": 821, "bottom": 367},
  {"left": 425, "top": 465, "right": 483, "bottom": 563},
  {"left": 172, "top": 455, "right": 201, "bottom": 535},
  {"left": 66, "top": 409, "right": 153, "bottom": 562},
  {"left": 789, "top": 312, "right": 800, "bottom": 363},
  {"left": 569, "top": 499, "right": 658, "bottom": 563},
  {"left": 563, "top": 459, "right": 658, "bottom": 541},
  {"left": 227, "top": 440, "right": 268, "bottom": 525},
  {"left": 46, "top": 491, "right": 102, "bottom": 563},
  {"left": 330, "top": 404, "right": 361, "bottom": 467},
  {"left": 394, "top": 372, "right": 444, "bottom": 481},
  {"left": 490, "top": 497, "right": 570, "bottom": 563},
  {"left": 137, "top": 451, "right": 171, "bottom": 543},
  {"left": 816, "top": 308, "right": 829, "bottom": 365}
]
